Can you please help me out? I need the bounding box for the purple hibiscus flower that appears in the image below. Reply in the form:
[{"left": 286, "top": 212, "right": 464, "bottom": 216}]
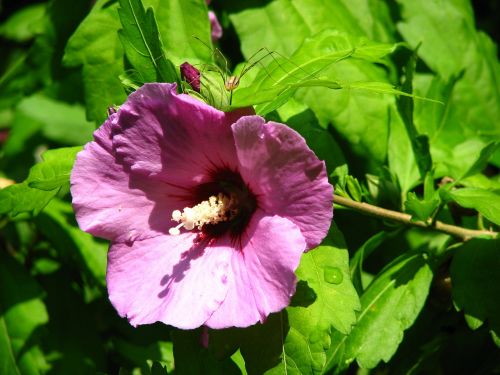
[{"left": 70, "top": 83, "right": 332, "bottom": 329}]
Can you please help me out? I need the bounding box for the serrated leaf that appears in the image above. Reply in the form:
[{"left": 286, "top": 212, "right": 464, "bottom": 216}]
[
  {"left": 451, "top": 238, "right": 500, "bottom": 347},
  {"left": 325, "top": 251, "right": 433, "bottom": 372},
  {"left": 151, "top": 361, "right": 169, "bottom": 375},
  {"left": 0, "top": 147, "right": 81, "bottom": 219},
  {"left": 442, "top": 188, "right": 500, "bottom": 226},
  {"left": 0, "top": 252, "right": 48, "bottom": 375},
  {"left": 118, "top": 0, "right": 178, "bottom": 84},
  {"left": 296, "top": 225, "right": 361, "bottom": 334}
]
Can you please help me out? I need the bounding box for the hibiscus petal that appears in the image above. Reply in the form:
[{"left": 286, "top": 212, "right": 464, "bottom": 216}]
[
  {"left": 70, "top": 115, "right": 179, "bottom": 242},
  {"left": 107, "top": 233, "right": 232, "bottom": 329},
  {"left": 111, "top": 83, "right": 243, "bottom": 186},
  {"left": 205, "top": 212, "right": 306, "bottom": 328},
  {"left": 232, "top": 116, "right": 333, "bottom": 249}
]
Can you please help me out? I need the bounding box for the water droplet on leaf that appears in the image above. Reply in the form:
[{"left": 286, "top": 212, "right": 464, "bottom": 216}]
[{"left": 324, "top": 266, "right": 343, "bottom": 284}]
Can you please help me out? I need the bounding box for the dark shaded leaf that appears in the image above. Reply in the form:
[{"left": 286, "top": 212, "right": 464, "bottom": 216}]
[
  {"left": 451, "top": 238, "right": 500, "bottom": 346},
  {"left": 0, "top": 252, "right": 48, "bottom": 375}
]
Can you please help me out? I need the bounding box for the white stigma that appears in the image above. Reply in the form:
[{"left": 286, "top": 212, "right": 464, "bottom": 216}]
[{"left": 168, "top": 193, "right": 237, "bottom": 236}]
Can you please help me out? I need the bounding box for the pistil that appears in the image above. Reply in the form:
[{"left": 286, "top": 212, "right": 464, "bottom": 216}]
[{"left": 169, "top": 193, "right": 238, "bottom": 235}]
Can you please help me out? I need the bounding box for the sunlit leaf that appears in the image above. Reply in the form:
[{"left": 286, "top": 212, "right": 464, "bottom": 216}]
[
  {"left": 441, "top": 188, "right": 500, "bottom": 226},
  {"left": 398, "top": 0, "right": 500, "bottom": 168},
  {"left": 150, "top": 0, "right": 213, "bottom": 66},
  {"left": 0, "top": 147, "right": 81, "bottom": 218},
  {"left": 325, "top": 251, "right": 433, "bottom": 372},
  {"left": 63, "top": 0, "right": 127, "bottom": 123},
  {"left": 117, "top": 0, "right": 178, "bottom": 84}
]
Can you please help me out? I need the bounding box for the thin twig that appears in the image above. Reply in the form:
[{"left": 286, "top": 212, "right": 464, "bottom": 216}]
[{"left": 333, "top": 195, "right": 498, "bottom": 241}]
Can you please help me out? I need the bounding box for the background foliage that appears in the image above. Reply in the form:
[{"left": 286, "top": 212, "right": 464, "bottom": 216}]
[{"left": 0, "top": 0, "right": 499, "bottom": 374}]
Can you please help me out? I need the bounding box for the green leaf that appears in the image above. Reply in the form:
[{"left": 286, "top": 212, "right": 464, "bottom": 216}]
[
  {"left": 151, "top": 361, "right": 169, "bottom": 375},
  {"left": 63, "top": 0, "right": 127, "bottom": 123},
  {"left": 458, "top": 141, "right": 500, "bottom": 182},
  {"left": 350, "top": 231, "right": 391, "bottom": 293},
  {"left": 461, "top": 174, "right": 500, "bottom": 191},
  {"left": 388, "top": 104, "right": 419, "bottom": 195},
  {"left": 118, "top": 0, "right": 178, "bottom": 84},
  {"left": 277, "top": 101, "right": 346, "bottom": 177},
  {"left": 230, "top": 1, "right": 401, "bottom": 165},
  {"left": 442, "top": 188, "right": 500, "bottom": 226},
  {"left": 451, "top": 238, "right": 500, "bottom": 346},
  {"left": 234, "top": 224, "right": 359, "bottom": 374},
  {"left": 230, "top": 0, "right": 395, "bottom": 58},
  {"left": 345, "top": 175, "right": 363, "bottom": 202},
  {"left": 0, "top": 251, "right": 49, "bottom": 375},
  {"left": 15, "top": 94, "right": 95, "bottom": 145},
  {"left": 38, "top": 269, "right": 106, "bottom": 373},
  {"left": 405, "top": 192, "right": 440, "bottom": 222},
  {"left": 113, "top": 338, "right": 174, "bottom": 374},
  {"left": 172, "top": 329, "right": 242, "bottom": 375},
  {"left": 396, "top": 49, "right": 432, "bottom": 179},
  {"left": 151, "top": 0, "right": 213, "bottom": 66},
  {"left": 325, "top": 251, "right": 433, "bottom": 372},
  {"left": 330, "top": 164, "right": 349, "bottom": 196},
  {"left": 36, "top": 199, "right": 107, "bottom": 286},
  {"left": 297, "top": 61, "right": 399, "bottom": 167},
  {"left": 292, "top": 224, "right": 361, "bottom": 333},
  {"left": 231, "top": 30, "right": 398, "bottom": 109},
  {"left": 26, "top": 147, "right": 81, "bottom": 195},
  {"left": 0, "top": 3, "right": 46, "bottom": 42},
  {"left": 397, "top": 0, "right": 500, "bottom": 155},
  {"left": 0, "top": 147, "right": 81, "bottom": 219}
]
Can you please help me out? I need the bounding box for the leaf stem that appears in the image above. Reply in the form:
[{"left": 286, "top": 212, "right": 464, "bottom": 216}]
[{"left": 333, "top": 195, "right": 498, "bottom": 241}]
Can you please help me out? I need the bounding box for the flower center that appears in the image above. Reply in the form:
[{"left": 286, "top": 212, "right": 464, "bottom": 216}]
[
  {"left": 168, "top": 169, "right": 257, "bottom": 238},
  {"left": 169, "top": 193, "right": 238, "bottom": 236}
]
